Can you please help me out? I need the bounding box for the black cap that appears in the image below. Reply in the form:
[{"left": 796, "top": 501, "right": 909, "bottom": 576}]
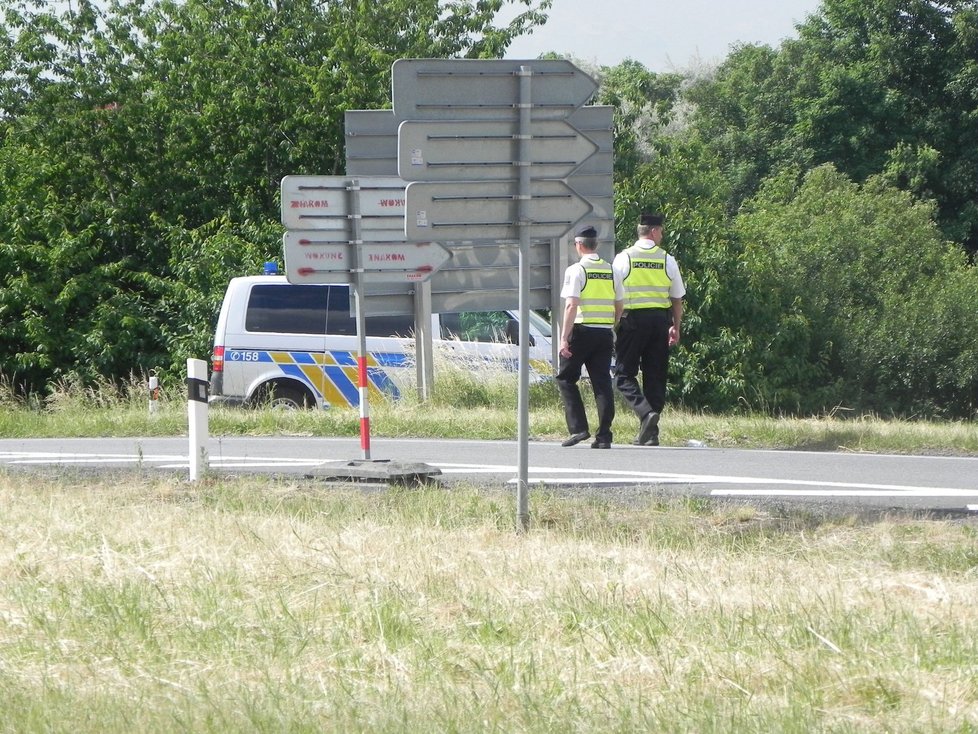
[
  {"left": 639, "top": 212, "right": 664, "bottom": 227},
  {"left": 575, "top": 226, "right": 597, "bottom": 239}
]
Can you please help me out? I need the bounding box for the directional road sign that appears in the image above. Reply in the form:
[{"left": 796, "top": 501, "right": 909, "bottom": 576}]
[
  {"left": 392, "top": 58, "right": 598, "bottom": 121},
  {"left": 405, "top": 179, "right": 592, "bottom": 242},
  {"left": 397, "top": 119, "right": 599, "bottom": 182},
  {"left": 283, "top": 234, "right": 451, "bottom": 285},
  {"left": 281, "top": 175, "right": 406, "bottom": 237},
  {"left": 345, "top": 105, "right": 614, "bottom": 239}
]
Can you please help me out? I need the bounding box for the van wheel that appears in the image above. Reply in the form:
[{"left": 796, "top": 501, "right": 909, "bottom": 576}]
[{"left": 259, "top": 383, "right": 312, "bottom": 410}]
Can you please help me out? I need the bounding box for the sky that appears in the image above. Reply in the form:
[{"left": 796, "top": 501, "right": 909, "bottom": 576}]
[{"left": 502, "top": 0, "right": 824, "bottom": 73}]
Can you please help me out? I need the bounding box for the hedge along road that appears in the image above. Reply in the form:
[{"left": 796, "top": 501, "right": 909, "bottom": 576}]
[{"left": 2, "top": 436, "right": 977, "bottom": 518}]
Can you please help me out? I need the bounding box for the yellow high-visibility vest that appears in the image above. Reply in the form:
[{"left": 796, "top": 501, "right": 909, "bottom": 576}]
[
  {"left": 623, "top": 245, "right": 671, "bottom": 309},
  {"left": 576, "top": 258, "right": 616, "bottom": 325}
]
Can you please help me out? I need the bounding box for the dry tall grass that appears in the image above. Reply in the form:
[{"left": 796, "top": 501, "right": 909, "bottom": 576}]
[{"left": 1, "top": 471, "right": 976, "bottom": 732}]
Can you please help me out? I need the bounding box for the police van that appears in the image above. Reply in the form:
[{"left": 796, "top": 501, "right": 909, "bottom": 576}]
[{"left": 208, "top": 275, "right": 553, "bottom": 409}]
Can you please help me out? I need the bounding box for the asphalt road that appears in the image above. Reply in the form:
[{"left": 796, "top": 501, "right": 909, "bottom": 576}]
[{"left": 2, "top": 435, "right": 977, "bottom": 518}]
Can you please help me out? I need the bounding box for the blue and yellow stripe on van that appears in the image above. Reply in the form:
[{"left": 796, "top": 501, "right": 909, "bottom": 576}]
[{"left": 227, "top": 349, "right": 407, "bottom": 408}]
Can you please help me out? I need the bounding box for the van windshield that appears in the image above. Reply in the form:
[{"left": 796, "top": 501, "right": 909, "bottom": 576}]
[
  {"left": 439, "top": 309, "right": 552, "bottom": 343},
  {"left": 528, "top": 310, "right": 552, "bottom": 338}
]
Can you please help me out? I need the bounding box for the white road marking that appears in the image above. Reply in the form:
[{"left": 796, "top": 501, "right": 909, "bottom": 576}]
[
  {"left": 0, "top": 451, "right": 185, "bottom": 461},
  {"left": 3, "top": 454, "right": 977, "bottom": 503},
  {"left": 434, "top": 463, "right": 978, "bottom": 495},
  {"left": 714, "top": 489, "right": 978, "bottom": 498},
  {"left": 157, "top": 460, "right": 328, "bottom": 469},
  {"left": 12, "top": 458, "right": 157, "bottom": 464}
]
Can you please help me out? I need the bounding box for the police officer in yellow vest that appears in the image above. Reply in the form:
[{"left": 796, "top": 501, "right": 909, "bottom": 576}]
[
  {"left": 557, "top": 226, "right": 624, "bottom": 449},
  {"left": 612, "top": 213, "right": 686, "bottom": 446}
]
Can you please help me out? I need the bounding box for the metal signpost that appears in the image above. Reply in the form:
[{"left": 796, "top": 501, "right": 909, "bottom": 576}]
[
  {"left": 346, "top": 101, "right": 614, "bottom": 377},
  {"left": 280, "top": 175, "right": 451, "bottom": 461},
  {"left": 394, "top": 58, "right": 599, "bottom": 532},
  {"left": 279, "top": 60, "right": 608, "bottom": 528}
]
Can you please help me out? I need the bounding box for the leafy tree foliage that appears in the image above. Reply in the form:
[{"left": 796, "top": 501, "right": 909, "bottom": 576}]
[
  {"left": 0, "top": 0, "right": 549, "bottom": 391},
  {"left": 736, "top": 164, "right": 978, "bottom": 417},
  {"left": 614, "top": 139, "right": 754, "bottom": 412},
  {"left": 591, "top": 58, "right": 683, "bottom": 180},
  {"left": 688, "top": 0, "right": 978, "bottom": 254},
  {"left": 597, "top": 29, "right": 977, "bottom": 417},
  {"left": 3, "top": 0, "right": 976, "bottom": 420}
]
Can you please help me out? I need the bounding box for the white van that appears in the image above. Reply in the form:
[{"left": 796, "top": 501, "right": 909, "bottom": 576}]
[{"left": 208, "top": 275, "right": 553, "bottom": 409}]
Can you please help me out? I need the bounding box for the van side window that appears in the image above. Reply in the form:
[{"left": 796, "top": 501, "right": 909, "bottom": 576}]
[
  {"left": 365, "top": 314, "right": 415, "bottom": 338},
  {"left": 324, "top": 286, "right": 356, "bottom": 336},
  {"left": 245, "top": 284, "right": 327, "bottom": 334},
  {"left": 244, "top": 282, "right": 415, "bottom": 338},
  {"left": 327, "top": 286, "right": 413, "bottom": 337}
]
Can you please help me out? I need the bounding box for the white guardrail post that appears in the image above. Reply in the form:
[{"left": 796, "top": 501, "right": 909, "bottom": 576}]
[{"left": 186, "top": 358, "right": 209, "bottom": 480}]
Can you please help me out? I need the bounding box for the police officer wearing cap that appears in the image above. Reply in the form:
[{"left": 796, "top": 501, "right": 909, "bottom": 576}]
[
  {"left": 557, "top": 225, "right": 624, "bottom": 449},
  {"left": 612, "top": 213, "right": 686, "bottom": 446}
]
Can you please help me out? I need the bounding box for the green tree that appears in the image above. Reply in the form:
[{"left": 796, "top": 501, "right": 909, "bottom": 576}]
[
  {"left": 615, "top": 138, "right": 753, "bottom": 412},
  {"left": 0, "top": 0, "right": 550, "bottom": 390},
  {"left": 684, "top": 42, "right": 806, "bottom": 214},
  {"left": 688, "top": 0, "right": 978, "bottom": 253},
  {"left": 737, "top": 164, "right": 978, "bottom": 417},
  {"left": 592, "top": 58, "right": 682, "bottom": 180}
]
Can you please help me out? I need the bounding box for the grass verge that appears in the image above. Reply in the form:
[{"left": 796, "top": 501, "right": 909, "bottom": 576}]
[
  {"left": 1, "top": 471, "right": 976, "bottom": 732},
  {"left": 1, "top": 371, "right": 976, "bottom": 454}
]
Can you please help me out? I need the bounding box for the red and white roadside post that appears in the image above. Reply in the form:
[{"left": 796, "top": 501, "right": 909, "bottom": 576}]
[{"left": 357, "top": 354, "right": 371, "bottom": 457}]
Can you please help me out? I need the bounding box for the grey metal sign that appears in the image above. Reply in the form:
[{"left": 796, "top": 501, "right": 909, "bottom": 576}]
[
  {"left": 345, "top": 105, "right": 615, "bottom": 248},
  {"left": 405, "top": 179, "right": 592, "bottom": 242},
  {"left": 283, "top": 233, "right": 452, "bottom": 285},
  {"left": 397, "top": 119, "right": 599, "bottom": 182},
  {"left": 344, "top": 58, "right": 610, "bottom": 524},
  {"left": 282, "top": 175, "right": 555, "bottom": 314},
  {"left": 347, "top": 106, "right": 612, "bottom": 186},
  {"left": 281, "top": 175, "right": 406, "bottom": 235},
  {"left": 341, "top": 107, "right": 614, "bottom": 316},
  {"left": 392, "top": 58, "right": 598, "bottom": 121}
]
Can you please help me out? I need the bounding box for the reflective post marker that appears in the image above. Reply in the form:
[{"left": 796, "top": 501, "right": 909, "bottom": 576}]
[{"left": 186, "top": 358, "right": 209, "bottom": 481}]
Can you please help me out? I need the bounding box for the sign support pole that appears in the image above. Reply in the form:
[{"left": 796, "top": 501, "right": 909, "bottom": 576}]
[
  {"left": 347, "top": 178, "right": 371, "bottom": 460},
  {"left": 516, "top": 65, "right": 532, "bottom": 533},
  {"left": 550, "top": 237, "right": 563, "bottom": 370},
  {"left": 415, "top": 280, "right": 434, "bottom": 401}
]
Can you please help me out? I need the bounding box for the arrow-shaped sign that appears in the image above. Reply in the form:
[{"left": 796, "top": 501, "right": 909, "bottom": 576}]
[
  {"left": 284, "top": 233, "right": 452, "bottom": 284},
  {"left": 392, "top": 58, "right": 598, "bottom": 121},
  {"left": 405, "top": 179, "right": 593, "bottom": 242},
  {"left": 281, "top": 175, "right": 406, "bottom": 234},
  {"left": 397, "top": 119, "right": 599, "bottom": 182}
]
